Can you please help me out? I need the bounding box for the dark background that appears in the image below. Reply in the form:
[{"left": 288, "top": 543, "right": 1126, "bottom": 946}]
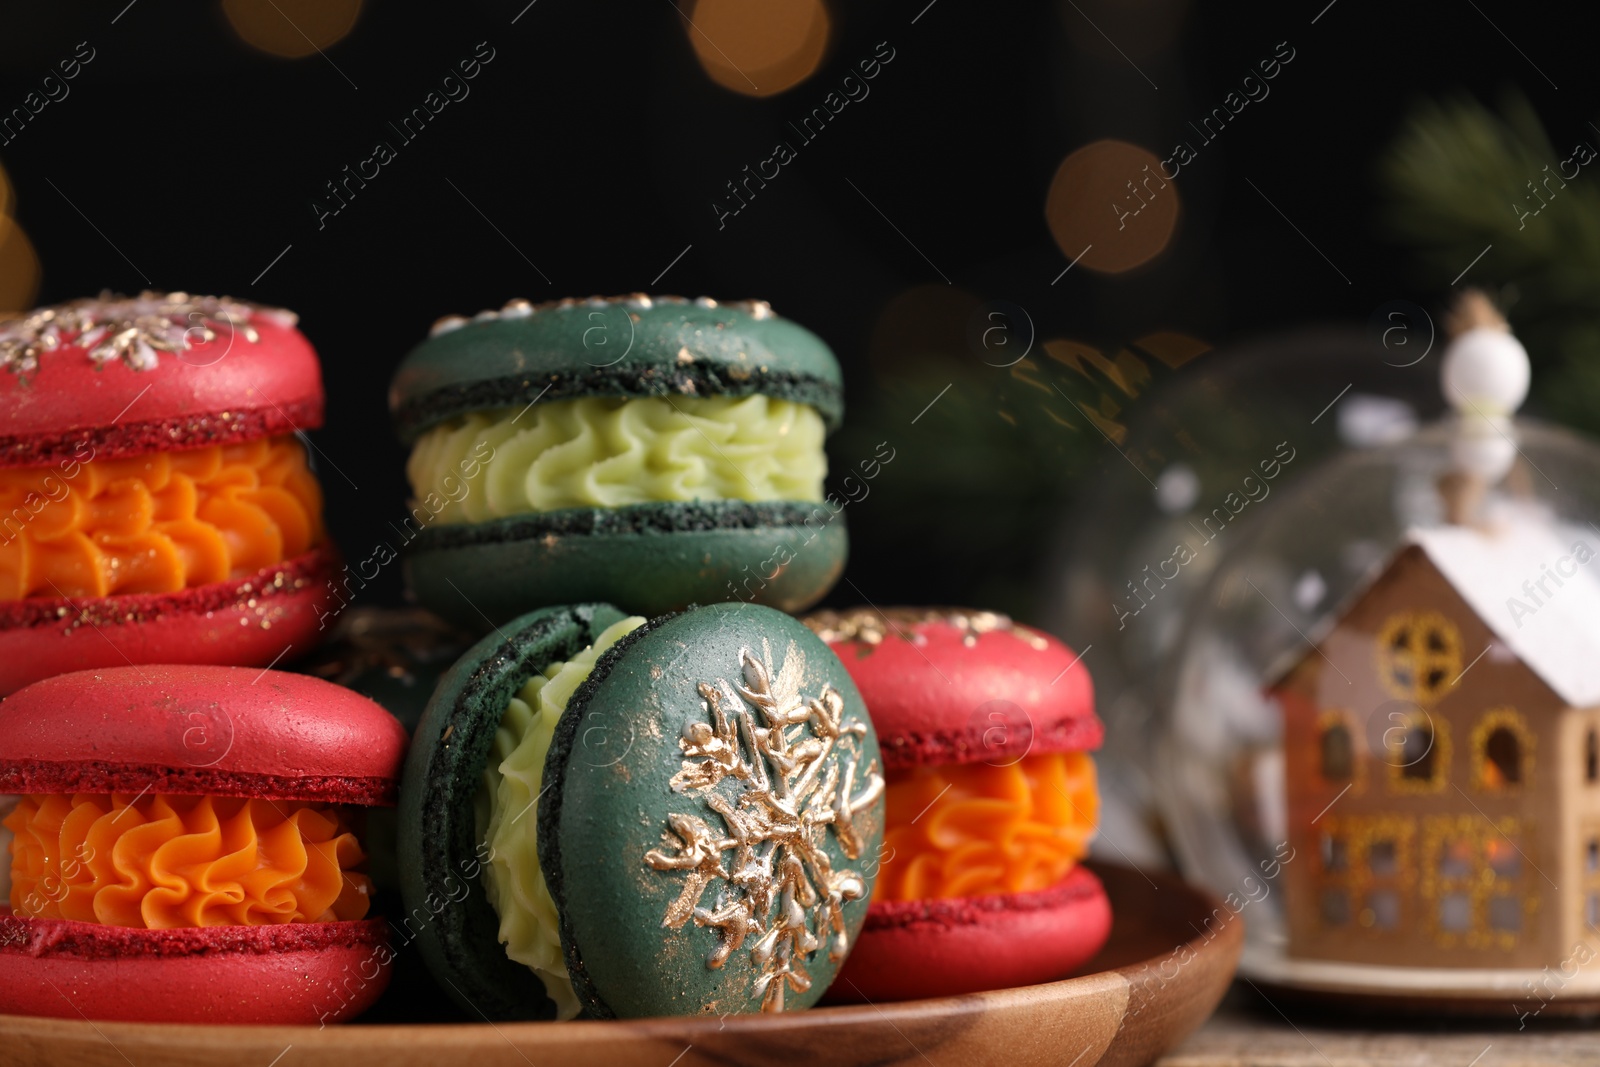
[{"left": 0, "top": 0, "right": 1585, "bottom": 623}]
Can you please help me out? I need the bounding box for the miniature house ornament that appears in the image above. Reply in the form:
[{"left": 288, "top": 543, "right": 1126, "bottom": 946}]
[{"left": 1158, "top": 291, "right": 1600, "bottom": 1010}]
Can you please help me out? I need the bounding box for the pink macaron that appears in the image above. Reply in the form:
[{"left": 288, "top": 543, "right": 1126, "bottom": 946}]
[
  {"left": 806, "top": 607, "right": 1112, "bottom": 1001},
  {"left": 0, "top": 292, "right": 339, "bottom": 695},
  {"left": 0, "top": 664, "right": 408, "bottom": 1024}
]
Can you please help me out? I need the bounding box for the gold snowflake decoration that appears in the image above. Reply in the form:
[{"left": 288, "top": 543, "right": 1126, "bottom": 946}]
[
  {"left": 644, "top": 639, "right": 884, "bottom": 1012},
  {"left": 0, "top": 291, "right": 296, "bottom": 376}
]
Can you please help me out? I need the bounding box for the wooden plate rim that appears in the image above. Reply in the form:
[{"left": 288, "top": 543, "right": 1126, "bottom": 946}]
[{"left": 0, "top": 864, "right": 1244, "bottom": 1063}]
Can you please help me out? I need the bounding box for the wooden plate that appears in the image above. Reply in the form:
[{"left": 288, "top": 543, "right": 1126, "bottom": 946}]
[{"left": 0, "top": 863, "right": 1241, "bottom": 1067}]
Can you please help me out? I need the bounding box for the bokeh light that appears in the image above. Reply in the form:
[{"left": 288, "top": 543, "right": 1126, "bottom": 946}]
[
  {"left": 686, "top": 0, "right": 830, "bottom": 98},
  {"left": 0, "top": 217, "right": 41, "bottom": 314},
  {"left": 1131, "top": 330, "right": 1211, "bottom": 368},
  {"left": 0, "top": 160, "right": 37, "bottom": 314},
  {"left": 222, "top": 0, "right": 363, "bottom": 59},
  {"left": 1045, "top": 139, "right": 1180, "bottom": 275}
]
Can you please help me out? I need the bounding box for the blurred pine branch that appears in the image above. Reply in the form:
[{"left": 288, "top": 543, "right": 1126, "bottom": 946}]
[{"left": 1382, "top": 93, "right": 1600, "bottom": 433}]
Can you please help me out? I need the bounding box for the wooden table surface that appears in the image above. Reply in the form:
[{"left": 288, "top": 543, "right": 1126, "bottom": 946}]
[{"left": 1160, "top": 987, "right": 1600, "bottom": 1066}]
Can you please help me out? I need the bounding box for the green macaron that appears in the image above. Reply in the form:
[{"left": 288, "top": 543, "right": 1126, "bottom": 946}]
[
  {"left": 389, "top": 295, "right": 849, "bottom": 627},
  {"left": 396, "top": 600, "right": 885, "bottom": 1020}
]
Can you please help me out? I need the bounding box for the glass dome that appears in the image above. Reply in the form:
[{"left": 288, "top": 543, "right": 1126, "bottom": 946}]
[
  {"left": 1156, "top": 415, "right": 1600, "bottom": 995},
  {"left": 1043, "top": 325, "right": 1444, "bottom": 870}
]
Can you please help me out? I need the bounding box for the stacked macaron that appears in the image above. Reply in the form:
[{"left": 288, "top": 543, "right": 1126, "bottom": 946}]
[
  {"left": 381, "top": 297, "right": 903, "bottom": 1018},
  {"left": 803, "top": 607, "right": 1111, "bottom": 1001},
  {"left": 0, "top": 286, "right": 1120, "bottom": 1028},
  {"left": 0, "top": 292, "right": 339, "bottom": 695},
  {"left": 0, "top": 665, "right": 408, "bottom": 1024},
  {"left": 0, "top": 293, "right": 419, "bottom": 1026},
  {"left": 387, "top": 295, "right": 847, "bottom": 624}
]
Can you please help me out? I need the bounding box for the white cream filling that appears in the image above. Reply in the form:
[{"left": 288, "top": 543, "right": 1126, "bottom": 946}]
[{"left": 475, "top": 617, "right": 644, "bottom": 1020}]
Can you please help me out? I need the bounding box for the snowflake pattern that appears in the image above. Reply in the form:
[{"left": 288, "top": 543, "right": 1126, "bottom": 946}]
[
  {"left": 0, "top": 291, "right": 296, "bottom": 377},
  {"left": 644, "top": 639, "right": 885, "bottom": 1012}
]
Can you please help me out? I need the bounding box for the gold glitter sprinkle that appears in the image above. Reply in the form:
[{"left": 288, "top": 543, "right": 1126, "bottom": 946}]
[
  {"left": 802, "top": 607, "right": 1051, "bottom": 650},
  {"left": 426, "top": 295, "right": 780, "bottom": 337},
  {"left": 0, "top": 291, "right": 296, "bottom": 377},
  {"left": 644, "top": 639, "right": 883, "bottom": 1012}
]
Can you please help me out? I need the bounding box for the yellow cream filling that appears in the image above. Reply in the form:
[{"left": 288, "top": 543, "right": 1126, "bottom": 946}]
[
  {"left": 477, "top": 616, "right": 645, "bottom": 1020},
  {"left": 407, "top": 395, "right": 826, "bottom": 522}
]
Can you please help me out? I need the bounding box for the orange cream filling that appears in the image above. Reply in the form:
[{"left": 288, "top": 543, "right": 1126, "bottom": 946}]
[
  {"left": 875, "top": 750, "right": 1098, "bottom": 902},
  {"left": 0, "top": 435, "right": 324, "bottom": 601},
  {"left": 4, "top": 793, "right": 371, "bottom": 928}
]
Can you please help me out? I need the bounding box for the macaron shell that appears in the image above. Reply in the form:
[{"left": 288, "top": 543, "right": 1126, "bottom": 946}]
[
  {"left": 0, "top": 314, "right": 322, "bottom": 469},
  {"left": 407, "top": 503, "right": 847, "bottom": 625},
  {"left": 829, "top": 866, "right": 1112, "bottom": 1002},
  {"left": 396, "top": 603, "right": 628, "bottom": 1022},
  {"left": 292, "top": 607, "right": 478, "bottom": 735},
  {"left": 390, "top": 296, "right": 844, "bottom": 441},
  {"left": 0, "top": 545, "right": 342, "bottom": 698},
  {"left": 543, "top": 602, "right": 884, "bottom": 1018},
  {"left": 0, "top": 913, "right": 390, "bottom": 1024},
  {"left": 0, "top": 661, "right": 409, "bottom": 805},
  {"left": 811, "top": 609, "right": 1102, "bottom": 770}
]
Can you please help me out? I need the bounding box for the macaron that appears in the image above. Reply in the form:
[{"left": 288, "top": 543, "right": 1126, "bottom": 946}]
[
  {"left": 0, "top": 664, "right": 409, "bottom": 1024},
  {"left": 0, "top": 291, "right": 339, "bottom": 696},
  {"left": 803, "top": 607, "right": 1110, "bottom": 1001},
  {"left": 398, "top": 600, "right": 884, "bottom": 1019},
  {"left": 297, "top": 606, "right": 478, "bottom": 735},
  {"left": 387, "top": 295, "right": 847, "bottom": 626}
]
